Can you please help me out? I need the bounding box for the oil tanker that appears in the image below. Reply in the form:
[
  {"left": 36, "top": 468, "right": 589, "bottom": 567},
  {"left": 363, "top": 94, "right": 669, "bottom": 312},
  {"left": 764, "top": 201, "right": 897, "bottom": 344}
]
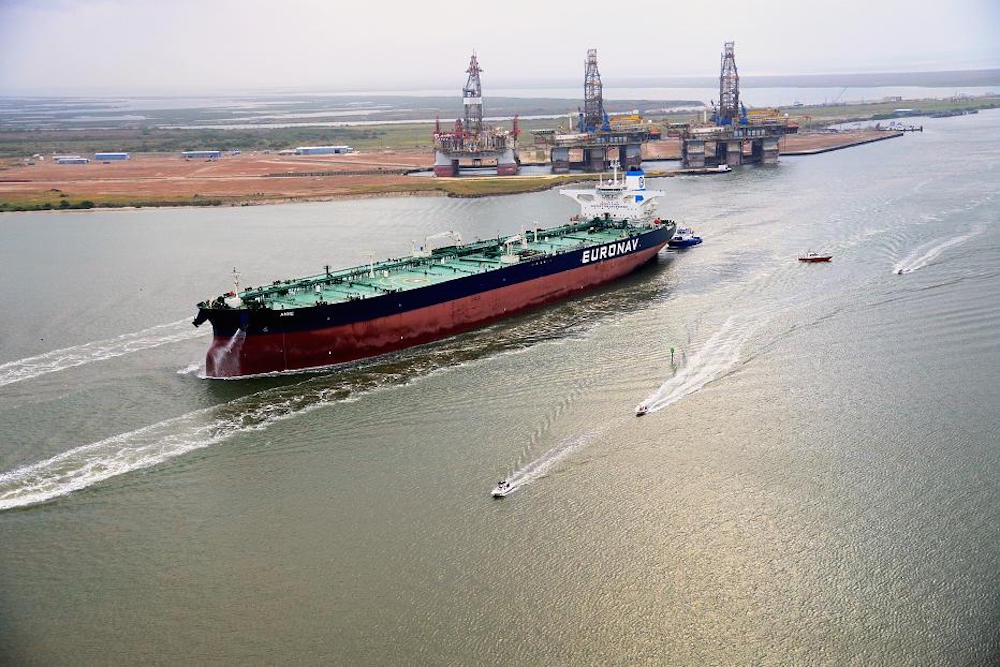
[{"left": 193, "top": 167, "right": 676, "bottom": 378}]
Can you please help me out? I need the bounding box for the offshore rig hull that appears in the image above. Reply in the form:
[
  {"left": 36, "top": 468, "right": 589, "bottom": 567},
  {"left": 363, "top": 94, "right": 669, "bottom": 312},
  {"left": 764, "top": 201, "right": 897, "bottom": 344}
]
[
  {"left": 195, "top": 223, "right": 673, "bottom": 378},
  {"left": 533, "top": 49, "right": 654, "bottom": 174},
  {"left": 680, "top": 41, "right": 797, "bottom": 168},
  {"left": 433, "top": 52, "right": 519, "bottom": 177},
  {"left": 433, "top": 147, "right": 518, "bottom": 177}
]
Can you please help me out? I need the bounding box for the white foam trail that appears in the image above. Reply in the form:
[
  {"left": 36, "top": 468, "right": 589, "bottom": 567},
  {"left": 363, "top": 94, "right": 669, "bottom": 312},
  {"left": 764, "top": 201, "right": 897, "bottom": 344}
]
[
  {"left": 500, "top": 432, "right": 597, "bottom": 496},
  {"left": 894, "top": 228, "right": 981, "bottom": 275},
  {"left": 0, "top": 380, "right": 346, "bottom": 511},
  {"left": 1, "top": 332, "right": 538, "bottom": 510},
  {"left": 639, "top": 316, "right": 754, "bottom": 415},
  {"left": 176, "top": 363, "right": 201, "bottom": 376},
  {"left": 0, "top": 319, "right": 204, "bottom": 388}
]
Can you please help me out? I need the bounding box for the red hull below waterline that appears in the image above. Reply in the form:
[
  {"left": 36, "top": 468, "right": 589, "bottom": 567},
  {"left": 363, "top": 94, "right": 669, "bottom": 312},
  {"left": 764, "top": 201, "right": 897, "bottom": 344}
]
[{"left": 205, "top": 243, "right": 663, "bottom": 377}]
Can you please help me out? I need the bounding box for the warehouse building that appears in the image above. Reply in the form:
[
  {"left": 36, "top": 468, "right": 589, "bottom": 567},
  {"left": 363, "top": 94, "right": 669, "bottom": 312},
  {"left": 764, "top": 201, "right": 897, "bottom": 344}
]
[
  {"left": 94, "top": 152, "right": 131, "bottom": 161},
  {"left": 181, "top": 150, "right": 223, "bottom": 159},
  {"left": 294, "top": 145, "right": 353, "bottom": 155}
]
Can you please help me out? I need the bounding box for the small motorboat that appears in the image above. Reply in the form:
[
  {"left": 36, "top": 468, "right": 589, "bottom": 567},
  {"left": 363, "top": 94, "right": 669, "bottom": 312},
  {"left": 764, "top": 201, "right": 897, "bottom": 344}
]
[
  {"left": 491, "top": 479, "right": 513, "bottom": 498},
  {"left": 635, "top": 403, "right": 649, "bottom": 417},
  {"left": 798, "top": 251, "right": 832, "bottom": 263},
  {"left": 668, "top": 227, "right": 703, "bottom": 249},
  {"left": 896, "top": 268, "right": 904, "bottom": 275}
]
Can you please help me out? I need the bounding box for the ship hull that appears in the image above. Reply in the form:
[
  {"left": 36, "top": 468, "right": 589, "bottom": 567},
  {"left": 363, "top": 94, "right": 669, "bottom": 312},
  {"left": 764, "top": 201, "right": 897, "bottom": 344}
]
[{"left": 203, "top": 225, "right": 672, "bottom": 377}]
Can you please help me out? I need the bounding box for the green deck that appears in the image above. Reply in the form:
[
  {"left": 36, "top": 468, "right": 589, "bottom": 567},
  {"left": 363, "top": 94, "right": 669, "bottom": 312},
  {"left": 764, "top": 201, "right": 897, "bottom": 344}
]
[{"left": 232, "top": 219, "right": 646, "bottom": 310}]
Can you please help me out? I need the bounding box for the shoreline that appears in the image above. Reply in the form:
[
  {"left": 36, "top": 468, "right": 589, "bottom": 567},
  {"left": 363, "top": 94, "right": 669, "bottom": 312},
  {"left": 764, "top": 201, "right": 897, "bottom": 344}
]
[
  {"left": 780, "top": 130, "right": 903, "bottom": 155},
  {"left": 0, "top": 126, "right": 917, "bottom": 213}
]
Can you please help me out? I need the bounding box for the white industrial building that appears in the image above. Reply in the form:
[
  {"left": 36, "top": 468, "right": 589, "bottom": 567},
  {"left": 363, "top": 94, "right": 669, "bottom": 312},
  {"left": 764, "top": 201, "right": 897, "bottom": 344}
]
[{"left": 294, "top": 145, "right": 353, "bottom": 155}]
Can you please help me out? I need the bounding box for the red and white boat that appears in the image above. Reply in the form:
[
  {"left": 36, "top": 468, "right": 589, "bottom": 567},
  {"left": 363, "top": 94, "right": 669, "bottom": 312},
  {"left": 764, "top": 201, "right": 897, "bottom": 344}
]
[{"left": 798, "top": 251, "right": 832, "bottom": 263}]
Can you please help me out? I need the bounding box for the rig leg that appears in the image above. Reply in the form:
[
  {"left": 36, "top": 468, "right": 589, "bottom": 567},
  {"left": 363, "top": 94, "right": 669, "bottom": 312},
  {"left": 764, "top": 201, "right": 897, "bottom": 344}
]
[{"left": 550, "top": 147, "right": 570, "bottom": 174}]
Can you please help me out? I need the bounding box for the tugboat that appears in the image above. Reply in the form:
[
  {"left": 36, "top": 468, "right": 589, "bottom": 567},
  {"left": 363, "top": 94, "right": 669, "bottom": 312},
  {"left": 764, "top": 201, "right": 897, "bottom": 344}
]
[
  {"left": 798, "top": 251, "right": 832, "bottom": 263},
  {"left": 668, "top": 227, "right": 703, "bottom": 249}
]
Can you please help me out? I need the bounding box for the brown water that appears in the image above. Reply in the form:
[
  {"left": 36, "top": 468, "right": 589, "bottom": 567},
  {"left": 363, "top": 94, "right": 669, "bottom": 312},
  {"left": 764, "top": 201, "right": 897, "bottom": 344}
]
[{"left": 1, "top": 111, "right": 998, "bottom": 664}]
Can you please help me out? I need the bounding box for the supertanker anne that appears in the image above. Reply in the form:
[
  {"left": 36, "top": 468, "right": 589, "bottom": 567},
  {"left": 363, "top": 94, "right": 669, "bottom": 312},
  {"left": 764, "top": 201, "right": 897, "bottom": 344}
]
[{"left": 193, "top": 166, "right": 677, "bottom": 378}]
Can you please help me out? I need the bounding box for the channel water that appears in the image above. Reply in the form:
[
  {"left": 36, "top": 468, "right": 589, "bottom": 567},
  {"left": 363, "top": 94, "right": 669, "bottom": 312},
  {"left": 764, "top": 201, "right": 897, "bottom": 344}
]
[{"left": 1, "top": 111, "right": 998, "bottom": 664}]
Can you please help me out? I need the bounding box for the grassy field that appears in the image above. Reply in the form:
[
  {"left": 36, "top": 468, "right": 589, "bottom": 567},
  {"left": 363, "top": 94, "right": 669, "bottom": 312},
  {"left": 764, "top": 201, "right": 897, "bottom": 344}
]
[
  {"left": 639, "top": 94, "right": 1000, "bottom": 129},
  {"left": 0, "top": 125, "right": 426, "bottom": 159},
  {"left": 777, "top": 95, "right": 1000, "bottom": 128},
  {"left": 0, "top": 118, "right": 568, "bottom": 159},
  {"left": 3, "top": 96, "right": 995, "bottom": 161},
  {"left": 0, "top": 191, "right": 231, "bottom": 211}
]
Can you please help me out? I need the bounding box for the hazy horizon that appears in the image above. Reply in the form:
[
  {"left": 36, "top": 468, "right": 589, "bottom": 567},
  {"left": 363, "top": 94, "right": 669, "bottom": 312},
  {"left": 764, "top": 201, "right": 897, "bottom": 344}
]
[{"left": 1, "top": 0, "right": 998, "bottom": 96}]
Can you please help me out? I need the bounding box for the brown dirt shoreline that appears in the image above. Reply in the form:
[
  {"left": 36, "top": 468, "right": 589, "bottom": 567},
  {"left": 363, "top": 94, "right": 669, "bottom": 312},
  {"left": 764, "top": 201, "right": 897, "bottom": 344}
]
[{"left": 0, "top": 130, "right": 899, "bottom": 212}]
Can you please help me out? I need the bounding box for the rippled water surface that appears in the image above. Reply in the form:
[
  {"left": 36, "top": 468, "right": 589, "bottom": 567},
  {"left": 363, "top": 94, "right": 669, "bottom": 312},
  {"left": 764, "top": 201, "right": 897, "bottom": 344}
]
[{"left": 1, "top": 112, "right": 998, "bottom": 664}]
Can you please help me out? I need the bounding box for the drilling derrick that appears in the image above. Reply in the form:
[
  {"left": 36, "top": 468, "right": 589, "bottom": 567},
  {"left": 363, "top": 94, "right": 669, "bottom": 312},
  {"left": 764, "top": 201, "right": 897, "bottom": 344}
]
[
  {"left": 432, "top": 52, "right": 519, "bottom": 177},
  {"left": 718, "top": 41, "right": 740, "bottom": 125},
  {"left": 533, "top": 48, "right": 654, "bottom": 173},
  {"left": 582, "top": 48, "right": 605, "bottom": 132},
  {"left": 463, "top": 53, "right": 484, "bottom": 136},
  {"left": 679, "top": 41, "right": 797, "bottom": 169}
]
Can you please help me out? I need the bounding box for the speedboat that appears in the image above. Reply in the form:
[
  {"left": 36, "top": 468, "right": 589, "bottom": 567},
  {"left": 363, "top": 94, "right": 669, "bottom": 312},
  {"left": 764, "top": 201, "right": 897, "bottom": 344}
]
[
  {"left": 798, "top": 251, "right": 832, "bottom": 263},
  {"left": 896, "top": 268, "right": 904, "bottom": 275},
  {"left": 668, "top": 227, "right": 703, "bottom": 249},
  {"left": 635, "top": 403, "right": 649, "bottom": 417},
  {"left": 491, "top": 479, "right": 513, "bottom": 498}
]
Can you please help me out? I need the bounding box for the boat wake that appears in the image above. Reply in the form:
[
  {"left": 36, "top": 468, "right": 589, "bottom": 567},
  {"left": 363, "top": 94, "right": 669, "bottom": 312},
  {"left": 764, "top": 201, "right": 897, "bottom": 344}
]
[
  {"left": 497, "top": 432, "right": 597, "bottom": 497},
  {"left": 893, "top": 228, "right": 981, "bottom": 275},
  {"left": 0, "top": 375, "right": 372, "bottom": 511},
  {"left": 0, "top": 319, "right": 203, "bottom": 388},
  {"left": 0, "top": 313, "right": 588, "bottom": 511},
  {"left": 638, "top": 315, "right": 756, "bottom": 415}
]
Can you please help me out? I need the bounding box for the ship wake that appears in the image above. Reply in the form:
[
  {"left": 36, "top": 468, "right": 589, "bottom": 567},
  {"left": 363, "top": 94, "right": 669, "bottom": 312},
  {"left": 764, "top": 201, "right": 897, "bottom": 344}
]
[
  {"left": 0, "top": 317, "right": 583, "bottom": 511},
  {"left": 893, "top": 227, "right": 982, "bottom": 275},
  {"left": 0, "top": 377, "right": 365, "bottom": 511},
  {"left": 498, "top": 432, "right": 598, "bottom": 497},
  {"left": 639, "top": 315, "right": 755, "bottom": 415},
  {"left": 0, "top": 319, "right": 203, "bottom": 388}
]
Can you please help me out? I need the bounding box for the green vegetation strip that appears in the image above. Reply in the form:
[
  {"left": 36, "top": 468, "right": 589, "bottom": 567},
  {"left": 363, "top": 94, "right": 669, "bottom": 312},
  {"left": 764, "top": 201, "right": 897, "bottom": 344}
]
[{"left": 1, "top": 96, "right": 996, "bottom": 159}]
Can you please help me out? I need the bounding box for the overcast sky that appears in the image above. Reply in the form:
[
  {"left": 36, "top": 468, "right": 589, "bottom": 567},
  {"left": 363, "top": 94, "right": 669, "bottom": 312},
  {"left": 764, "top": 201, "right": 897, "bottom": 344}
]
[{"left": 1, "top": 0, "right": 997, "bottom": 95}]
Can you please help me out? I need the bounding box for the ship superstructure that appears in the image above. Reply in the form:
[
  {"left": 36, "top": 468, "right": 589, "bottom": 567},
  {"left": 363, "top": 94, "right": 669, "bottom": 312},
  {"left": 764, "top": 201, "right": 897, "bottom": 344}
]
[{"left": 559, "top": 163, "right": 664, "bottom": 222}]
